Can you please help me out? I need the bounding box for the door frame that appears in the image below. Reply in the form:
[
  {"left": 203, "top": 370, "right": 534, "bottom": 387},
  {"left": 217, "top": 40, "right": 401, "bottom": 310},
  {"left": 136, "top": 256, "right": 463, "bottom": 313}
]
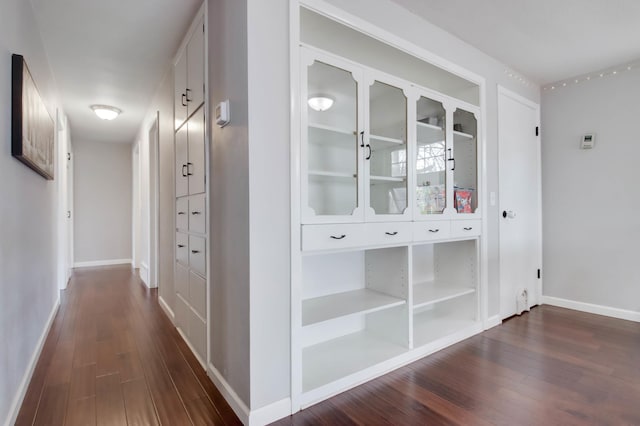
[
  {"left": 497, "top": 85, "right": 542, "bottom": 316},
  {"left": 148, "top": 113, "right": 160, "bottom": 288}
]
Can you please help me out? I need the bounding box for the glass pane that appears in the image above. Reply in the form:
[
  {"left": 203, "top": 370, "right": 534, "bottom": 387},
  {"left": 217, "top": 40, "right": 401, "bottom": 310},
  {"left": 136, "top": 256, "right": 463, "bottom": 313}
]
[
  {"left": 368, "top": 80, "right": 407, "bottom": 215},
  {"left": 453, "top": 109, "right": 478, "bottom": 214},
  {"left": 416, "top": 96, "right": 446, "bottom": 215},
  {"left": 307, "top": 60, "right": 358, "bottom": 216}
]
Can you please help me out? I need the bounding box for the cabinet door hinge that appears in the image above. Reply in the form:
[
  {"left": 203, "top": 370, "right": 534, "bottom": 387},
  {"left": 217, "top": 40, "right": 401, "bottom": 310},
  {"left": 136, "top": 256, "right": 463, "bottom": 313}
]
[
  {"left": 535, "top": 126, "right": 539, "bottom": 136},
  {"left": 537, "top": 268, "right": 541, "bottom": 279}
]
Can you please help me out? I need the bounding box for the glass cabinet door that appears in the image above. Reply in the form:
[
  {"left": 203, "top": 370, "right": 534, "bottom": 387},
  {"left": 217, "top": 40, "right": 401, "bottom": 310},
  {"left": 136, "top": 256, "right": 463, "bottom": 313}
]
[
  {"left": 415, "top": 96, "right": 447, "bottom": 216},
  {"left": 452, "top": 108, "right": 478, "bottom": 214},
  {"left": 303, "top": 56, "right": 361, "bottom": 220},
  {"left": 366, "top": 79, "right": 408, "bottom": 217}
]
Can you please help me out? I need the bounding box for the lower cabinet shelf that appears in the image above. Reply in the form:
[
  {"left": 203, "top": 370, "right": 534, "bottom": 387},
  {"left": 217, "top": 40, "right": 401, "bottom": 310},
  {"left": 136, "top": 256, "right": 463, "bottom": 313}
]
[
  {"left": 413, "top": 280, "right": 475, "bottom": 309},
  {"left": 302, "top": 330, "right": 408, "bottom": 393}
]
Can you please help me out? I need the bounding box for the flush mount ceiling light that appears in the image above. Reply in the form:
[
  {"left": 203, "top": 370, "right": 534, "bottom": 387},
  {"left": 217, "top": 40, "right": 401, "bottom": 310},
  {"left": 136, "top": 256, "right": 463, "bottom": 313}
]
[
  {"left": 308, "top": 96, "right": 334, "bottom": 112},
  {"left": 90, "top": 104, "right": 121, "bottom": 120}
]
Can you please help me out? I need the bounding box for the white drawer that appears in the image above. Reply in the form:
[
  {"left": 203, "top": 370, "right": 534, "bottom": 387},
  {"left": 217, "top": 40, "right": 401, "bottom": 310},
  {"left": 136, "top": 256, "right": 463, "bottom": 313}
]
[
  {"left": 189, "top": 235, "right": 206, "bottom": 276},
  {"left": 176, "top": 232, "right": 189, "bottom": 266},
  {"left": 302, "top": 224, "right": 366, "bottom": 252},
  {"left": 451, "top": 219, "right": 481, "bottom": 238},
  {"left": 175, "top": 262, "right": 189, "bottom": 299},
  {"left": 176, "top": 198, "right": 188, "bottom": 231},
  {"left": 189, "top": 271, "right": 206, "bottom": 319},
  {"left": 412, "top": 221, "right": 451, "bottom": 242},
  {"left": 365, "top": 222, "right": 412, "bottom": 246},
  {"left": 189, "top": 194, "right": 206, "bottom": 234}
]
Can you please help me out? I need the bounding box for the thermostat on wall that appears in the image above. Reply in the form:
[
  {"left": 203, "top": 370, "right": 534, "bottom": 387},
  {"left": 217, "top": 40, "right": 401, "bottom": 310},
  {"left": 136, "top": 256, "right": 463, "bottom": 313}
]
[
  {"left": 580, "top": 133, "right": 595, "bottom": 149},
  {"left": 215, "top": 100, "right": 230, "bottom": 127}
]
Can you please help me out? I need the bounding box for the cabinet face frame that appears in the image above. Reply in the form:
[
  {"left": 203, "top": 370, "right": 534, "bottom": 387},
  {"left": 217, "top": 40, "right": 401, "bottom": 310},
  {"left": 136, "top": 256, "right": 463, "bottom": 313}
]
[{"left": 291, "top": 0, "right": 489, "bottom": 415}]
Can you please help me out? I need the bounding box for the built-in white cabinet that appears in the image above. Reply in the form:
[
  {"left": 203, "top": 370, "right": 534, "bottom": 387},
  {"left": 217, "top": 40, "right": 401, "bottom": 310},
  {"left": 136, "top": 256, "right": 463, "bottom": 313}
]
[
  {"left": 174, "top": 8, "right": 208, "bottom": 366},
  {"left": 294, "top": 41, "right": 485, "bottom": 409},
  {"left": 174, "top": 16, "right": 205, "bottom": 130}
]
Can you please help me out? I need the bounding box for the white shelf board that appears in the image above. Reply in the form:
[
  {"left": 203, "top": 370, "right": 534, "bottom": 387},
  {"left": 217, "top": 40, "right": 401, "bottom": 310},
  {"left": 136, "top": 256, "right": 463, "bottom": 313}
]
[
  {"left": 413, "top": 281, "right": 476, "bottom": 309},
  {"left": 370, "top": 175, "right": 406, "bottom": 183},
  {"left": 417, "top": 121, "right": 444, "bottom": 144},
  {"left": 302, "top": 330, "right": 408, "bottom": 392},
  {"left": 309, "top": 122, "right": 354, "bottom": 136},
  {"left": 302, "top": 288, "right": 405, "bottom": 326},
  {"left": 453, "top": 130, "right": 474, "bottom": 142},
  {"left": 308, "top": 171, "right": 356, "bottom": 182},
  {"left": 369, "top": 134, "right": 404, "bottom": 148},
  {"left": 413, "top": 311, "right": 478, "bottom": 348}
]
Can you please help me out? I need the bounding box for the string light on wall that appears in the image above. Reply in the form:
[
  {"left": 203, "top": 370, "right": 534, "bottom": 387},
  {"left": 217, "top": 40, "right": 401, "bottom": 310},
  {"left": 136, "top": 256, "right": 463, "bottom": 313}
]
[
  {"left": 503, "top": 68, "right": 533, "bottom": 87},
  {"left": 543, "top": 60, "right": 639, "bottom": 91}
]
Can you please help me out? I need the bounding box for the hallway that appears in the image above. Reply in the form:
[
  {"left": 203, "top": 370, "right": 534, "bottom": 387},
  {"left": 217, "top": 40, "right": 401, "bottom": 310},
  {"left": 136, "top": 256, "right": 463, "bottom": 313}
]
[{"left": 15, "top": 266, "right": 240, "bottom": 425}]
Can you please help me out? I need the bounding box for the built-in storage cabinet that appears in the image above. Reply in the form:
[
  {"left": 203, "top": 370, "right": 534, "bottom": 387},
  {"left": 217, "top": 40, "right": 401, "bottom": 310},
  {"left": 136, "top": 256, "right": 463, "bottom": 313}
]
[
  {"left": 173, "top": 9, "right": 207, "bottom": 366},
  {"left": 174, "top": 16, "right": 205, "bottom": 130}
]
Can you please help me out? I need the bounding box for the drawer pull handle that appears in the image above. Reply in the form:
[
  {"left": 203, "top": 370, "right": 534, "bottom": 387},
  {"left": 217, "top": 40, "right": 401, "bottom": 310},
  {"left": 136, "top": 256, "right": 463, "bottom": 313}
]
[
  {"left": 191, "top": 211, "right": 201, "bottom": 215},
  {"left": 428, "top": 229, "right": 439, "bottom": 233},
  {"left": 177, "top": 244, "right": 185, "bottom": 248},
  {"left": 463, "top": 227, "right": 473, "bottom": 231},
  {"left": 330, "top": 234, "right": 346, "bottom": 240},
  {"left": 178, "top": 211, "right": 186, "bottom": 215},
  {"left": 191, "top": 250, "right": 201, "bottom": 253},
  {"left": 385, "top": 231, "right": 398, "bottom": 236}
]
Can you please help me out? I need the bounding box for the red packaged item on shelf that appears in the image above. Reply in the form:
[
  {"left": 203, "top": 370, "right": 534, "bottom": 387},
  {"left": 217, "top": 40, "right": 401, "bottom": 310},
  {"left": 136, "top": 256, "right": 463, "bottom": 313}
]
[{"left": 454, "top": 188, "right": 473, "bottom": 213}]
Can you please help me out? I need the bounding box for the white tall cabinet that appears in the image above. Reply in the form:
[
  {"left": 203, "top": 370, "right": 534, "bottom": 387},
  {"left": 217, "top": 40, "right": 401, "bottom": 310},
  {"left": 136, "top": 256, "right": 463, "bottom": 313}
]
[
  {"left": 292, "top": 7, "right": 487, "bottom": 412},
  {"left": 174, "top": 7, "right": 208, "bottom": 366}
]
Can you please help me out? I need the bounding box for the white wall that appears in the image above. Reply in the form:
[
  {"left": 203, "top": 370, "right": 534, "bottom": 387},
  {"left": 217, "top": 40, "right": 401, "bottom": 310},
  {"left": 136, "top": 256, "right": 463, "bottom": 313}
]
[
  {"left": 322, "top": 0, "right": 540, "bottom": 318},
  {"left": 0, "top": 0, "right": 63, "bottom": 423},
  {"left": 247, "top": 0, "right": 291, "bottom": 410},
  {"left": 209, "top": 0, "right": 251, "bottom": 407},
  {"left": 541, "top": 69, "right": 640, "bottom": 314},
  {"left": 73, "top": 140, "right": 133, "bottom": 264}
]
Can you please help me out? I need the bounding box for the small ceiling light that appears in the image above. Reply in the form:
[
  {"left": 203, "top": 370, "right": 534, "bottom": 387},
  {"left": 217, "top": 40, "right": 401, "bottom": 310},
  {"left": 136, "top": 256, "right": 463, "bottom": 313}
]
[
  {"left": 91, "top": 104, "right": 121, "bottom": 120},
  {"left": 308, "top": 96, "right": 334, "bottom": 112},
  {"left": 586, "top": 76, "right": 591, "bottom": 80},
  {"left": 612, "top": 70, "right": 618, "bottom": 75},
  {"left": 628, "top": 66, "right": 632, "bottom": 70}
]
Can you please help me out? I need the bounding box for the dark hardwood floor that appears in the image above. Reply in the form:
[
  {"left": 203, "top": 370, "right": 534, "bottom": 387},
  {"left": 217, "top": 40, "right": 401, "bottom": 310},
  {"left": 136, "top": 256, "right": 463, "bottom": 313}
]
[
  {"left": 17, "top": 265, "right": 640, "bottom": 425},
  {"left": 15, "top": 265, "right": 241, "bottom": 426},
  {"left": 275, "top": 305, "right": 640, "bottom": 425}
]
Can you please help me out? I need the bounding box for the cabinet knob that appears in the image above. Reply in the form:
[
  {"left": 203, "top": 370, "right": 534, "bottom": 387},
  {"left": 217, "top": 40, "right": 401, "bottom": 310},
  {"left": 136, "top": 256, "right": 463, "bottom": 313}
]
[
  {"left": 191, "top": 211, "right": 201, "bottom": 215},
  {"left": 463, "top": 227, "right": 473, "bottom": 231},
  {"left": 428, "top": 229, "right": 439, "bottom": 233},
  {"left": 177, "top": 244, "right": 185, "bottom": 248},
  {"left": 385, "top": 231, "right": 398, "bottom": 236},
  {"left": 186, "top": 88, "right": 192, "bottom": 102},
  {"left": 181, "top": 93, "right": 187, "bottom": 107},
  {"left": 191, "top": 250, "right": 200, "bottom": 253},
  {"left": 330, "top": 234, "right": 346, "bottom": 240},
  {"left": 178, "top": 211, "right": 186, "bottom": 215}
]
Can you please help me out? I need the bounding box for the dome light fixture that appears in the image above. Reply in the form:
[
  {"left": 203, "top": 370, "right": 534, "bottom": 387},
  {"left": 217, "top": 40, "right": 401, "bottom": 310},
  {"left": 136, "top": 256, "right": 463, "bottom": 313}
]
[
  {"left": 90, "top": 104, "right": 122, "bottom": 121},
  {"left": 308, "top": 96, "right": 334, "bottom": 112}
]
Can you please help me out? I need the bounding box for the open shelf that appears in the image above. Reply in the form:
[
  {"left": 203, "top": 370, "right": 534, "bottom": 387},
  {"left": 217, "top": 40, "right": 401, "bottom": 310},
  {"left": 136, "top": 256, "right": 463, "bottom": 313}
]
[
  {"left": 302, "top": 330, "right": 408, "bottom": 392},
  {"left": 309, "top": 122, "right": 354, "bottom": 135},
  {"left": 413, "top": 310, "right": 477, "bottom": 348},
  {"left": 369, "top": 134, "right": 404, "bottom": 149},
  {"left": 302, "top": 288, "right": 405, "bottom": 326},
  {"left": 370, "top": 175, "right": 406, "bottom": 182},
  {"left": 413, "top": 281, "right": 475, "bottom": 309},
  {"left": 308, "top": 171, "right": 356, "bottom": 182}
]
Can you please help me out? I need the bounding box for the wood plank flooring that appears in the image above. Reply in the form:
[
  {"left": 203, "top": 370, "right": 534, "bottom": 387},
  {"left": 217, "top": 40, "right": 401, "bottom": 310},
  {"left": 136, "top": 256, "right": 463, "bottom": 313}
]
[
  {"left": 275, "top": 306, "right": 640, "bottom": 425},
  {"left": 15, "top": 265, "right": 241, "bottom": 426},
  {"left": 17, "top": 265, "right": 640, "bottom": 425}
]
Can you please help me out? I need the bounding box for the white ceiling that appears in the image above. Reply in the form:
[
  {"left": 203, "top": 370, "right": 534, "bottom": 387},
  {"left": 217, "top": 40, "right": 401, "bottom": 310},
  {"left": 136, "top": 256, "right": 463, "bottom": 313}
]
[
  {"left": 30, "top": 0, "right": 202, "bottom": 144},
  {"left": 388, "top": 0, "right": 640, "bottom": 85}
]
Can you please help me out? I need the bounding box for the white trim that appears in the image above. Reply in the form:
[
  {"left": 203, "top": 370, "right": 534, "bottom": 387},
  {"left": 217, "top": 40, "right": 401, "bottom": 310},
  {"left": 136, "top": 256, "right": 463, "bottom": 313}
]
[
  {"left": 5, "top": 296, "right": 60, "bottom": 426},
  {"left": 484, "top": 314, "right": 502, "bottom": 330},
  {"left": 140, "top": 262, "right": 150, "bottom": 287},
  {"left": 176, "top": 327, "right": 206, "bottom": 369},
  {"left": 249, "top": 398, "right": 292, "bottom": 426},
  {"left": 208, "top": 363, "right": 250, "bottom": 425},
  {"left": 542, "top": 296, "right": 640, "bottom": 323},
  {"left": 158, "top": 296, "right": 175, "bottom": 323},
  {"left": 73, "top": 259, "right": 132, "bottom": 268}
]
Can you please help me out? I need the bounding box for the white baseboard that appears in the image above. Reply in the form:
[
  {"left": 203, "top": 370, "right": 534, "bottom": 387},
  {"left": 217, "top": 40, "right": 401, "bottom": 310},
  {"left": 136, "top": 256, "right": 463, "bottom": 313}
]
[
  {"left": 73, "top": 258, "right": 132, "bottom": 268},
  {"left": 208, "top": 363, "right": 250, "bottom": 424},
  {"left": 484, "top": 314, "right": 502, "bottom": 330},
  {"left": 139, "top": 262, "right": 150, "bottom": 287},
  {"left": 158, "top": 296, "right": 175, "bottom": 323},
  {"left": 5, "top": 296, "right": 61, "bottom": 426},
  {"left": 542, "top": 295, "right": 640, "bottom": 323},
  {"left": 249, "top": 398, "right": 291, "bottom": 426}
]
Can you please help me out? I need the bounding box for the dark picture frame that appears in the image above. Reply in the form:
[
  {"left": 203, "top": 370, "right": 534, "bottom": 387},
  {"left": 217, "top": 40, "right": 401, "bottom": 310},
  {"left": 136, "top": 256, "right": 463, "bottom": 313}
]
[{"left": 11, "top": 54, "right": 55, "bottom": 180}]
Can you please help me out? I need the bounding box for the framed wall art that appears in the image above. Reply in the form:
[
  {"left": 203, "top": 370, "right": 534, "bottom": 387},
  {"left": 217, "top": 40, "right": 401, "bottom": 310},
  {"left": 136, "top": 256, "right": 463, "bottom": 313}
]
[{"left": 12, "top": 54, "right": 55, "bottom": 180}]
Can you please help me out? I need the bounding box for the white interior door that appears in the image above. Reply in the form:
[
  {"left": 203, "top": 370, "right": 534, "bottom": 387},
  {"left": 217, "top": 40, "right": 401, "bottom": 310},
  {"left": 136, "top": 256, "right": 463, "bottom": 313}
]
[{"left": 498, "top": 87, "right": 541, "bottom": 319}]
